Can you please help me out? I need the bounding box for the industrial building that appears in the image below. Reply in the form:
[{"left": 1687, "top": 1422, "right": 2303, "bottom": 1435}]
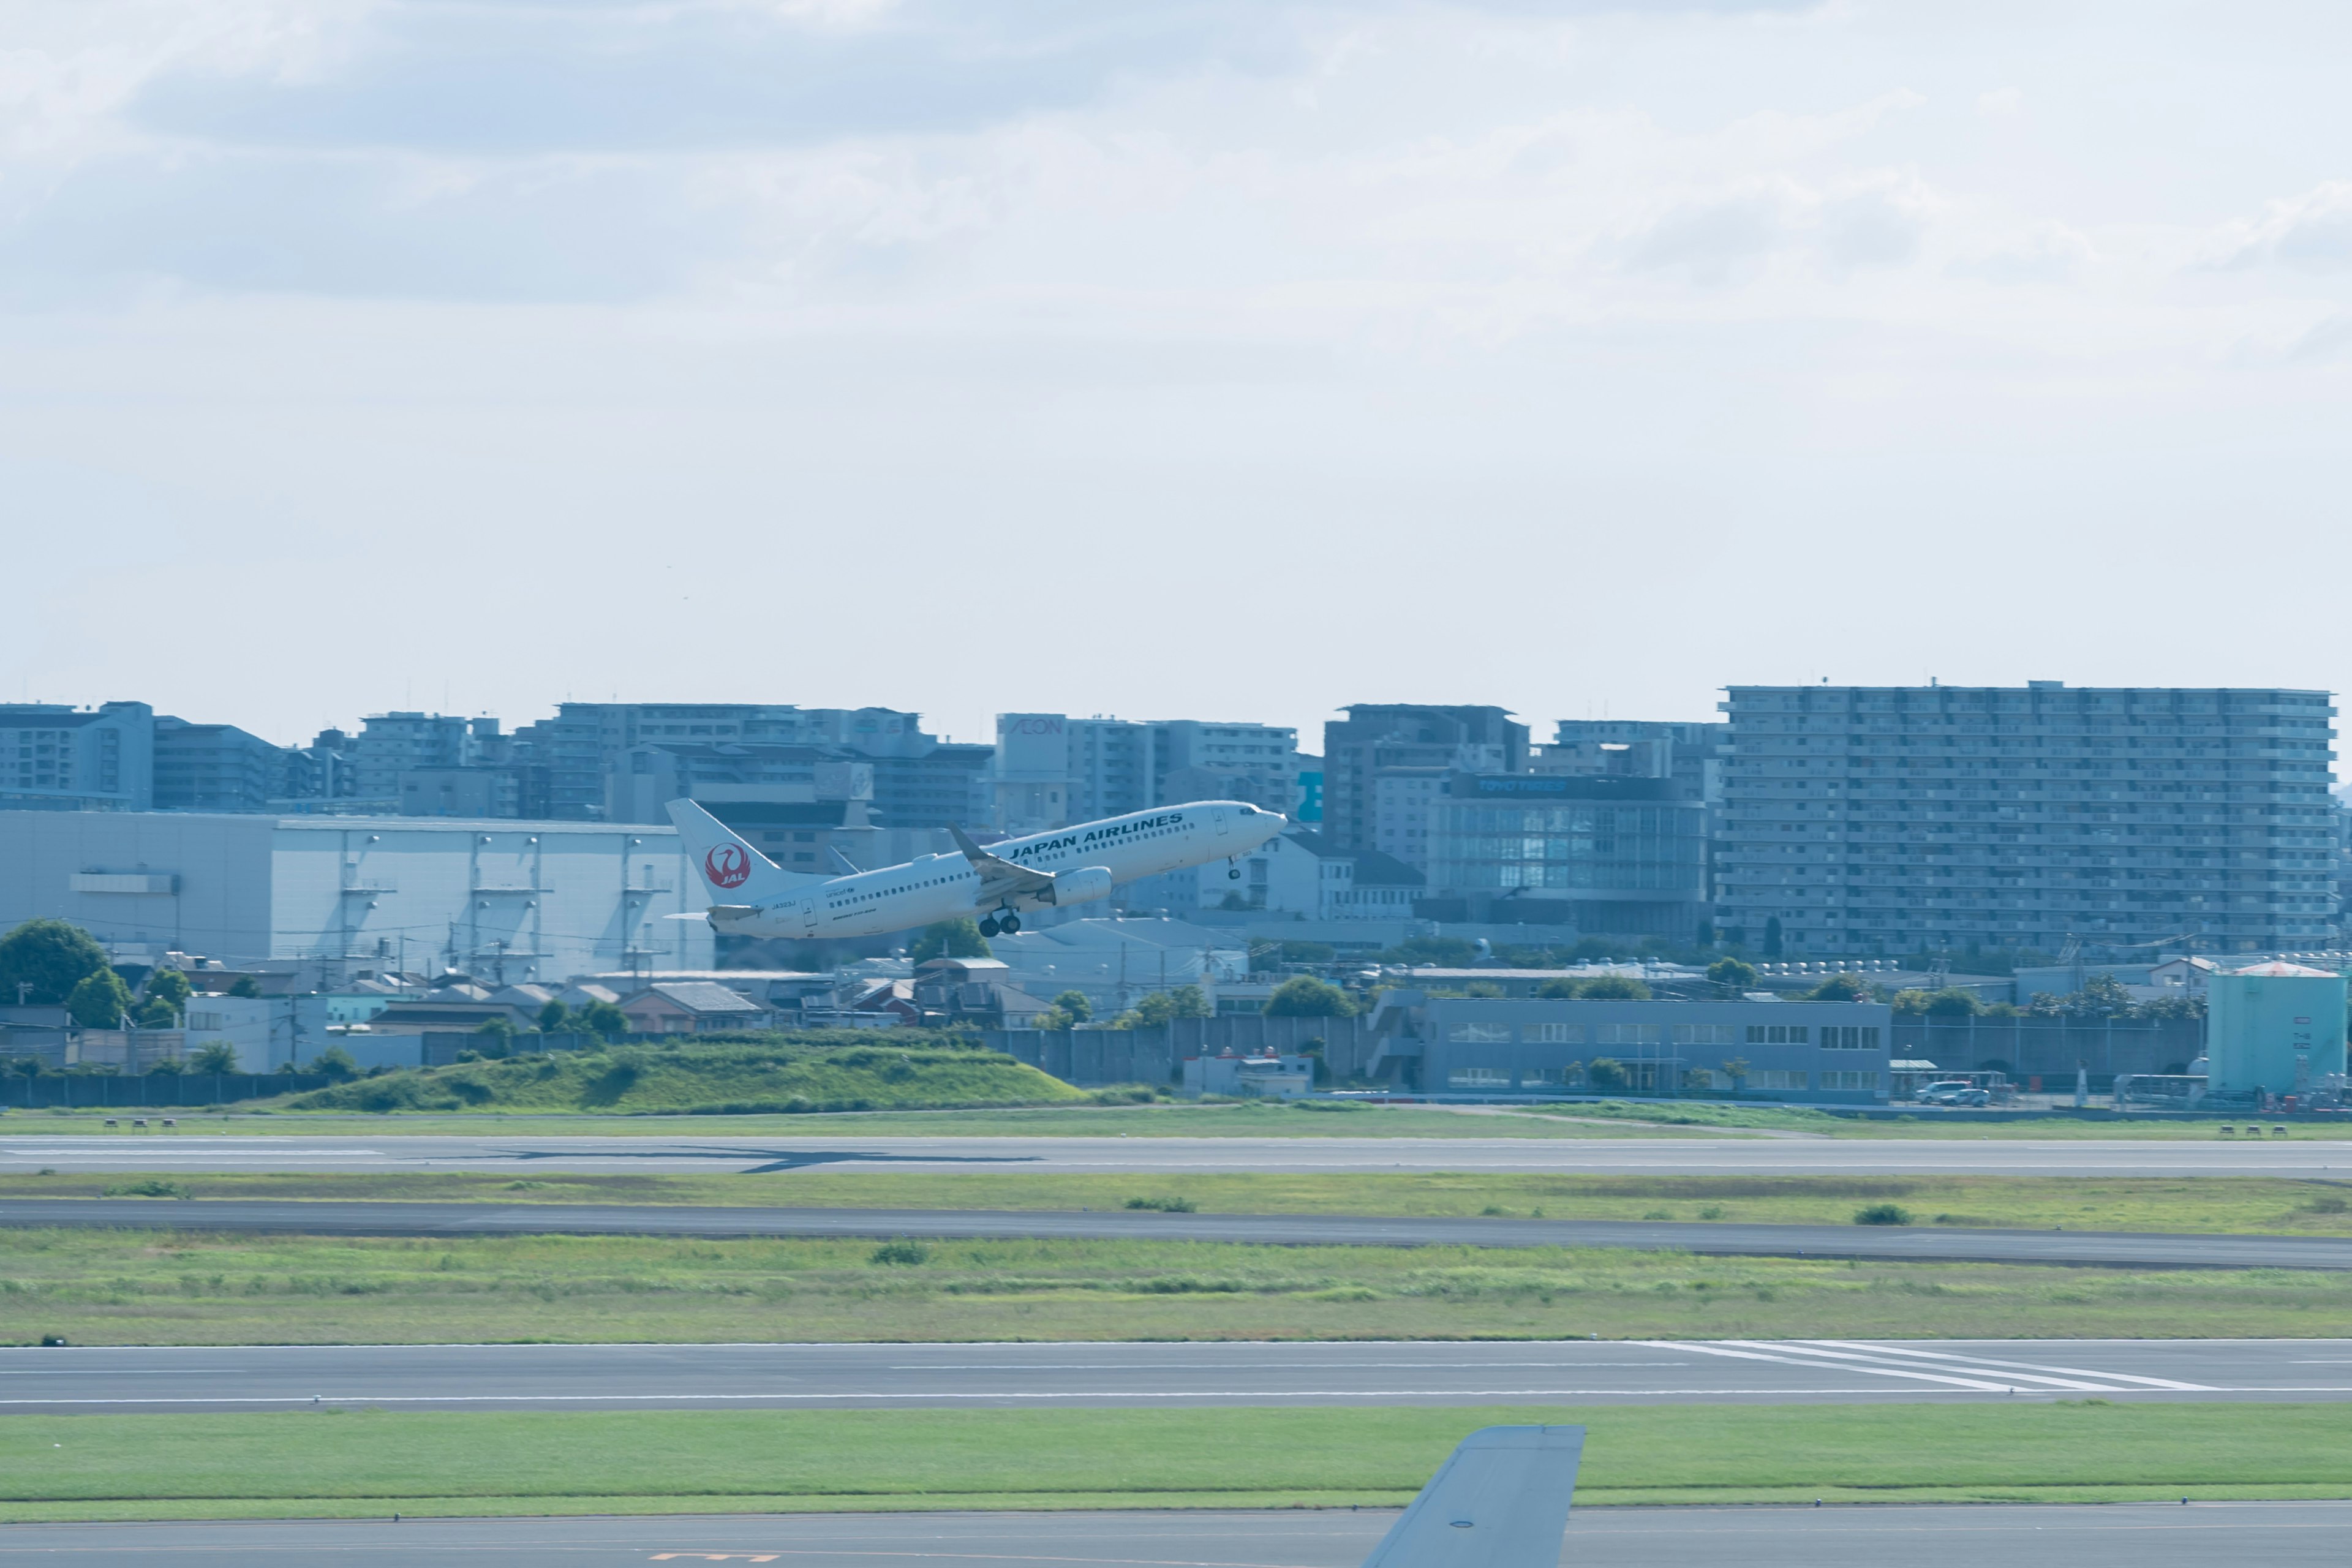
[
  {"left": 1716, "top": 683, "right": 2340, "bottom": 958},
  {"left": 1368, "top": 993, "right": 1893, "bottom": 1102},
  {"left": 0, "top": 812, "right": 712, "bottom": 985},
  {"left": 2204, "top": 960, "right": 2349, "bottom": 1097}
]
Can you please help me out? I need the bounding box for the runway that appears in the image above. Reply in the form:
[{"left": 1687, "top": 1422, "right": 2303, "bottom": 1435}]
[
  {"left": 2, "top": 1502, "right": 2347, "bottom": 1567},
  {"left": 3, "top": 1338, "right": 2345, "bottom": 1412},
  {"left": 6, "top": 1133, "right": 2352, "bottom": 1177},
  {"left": 6, "top": 1196, "right": 2349, "bottom": 1270}
]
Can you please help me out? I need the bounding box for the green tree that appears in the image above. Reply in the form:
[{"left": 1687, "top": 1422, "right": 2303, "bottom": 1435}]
[
  {"left": 1809, "top": 972, "right": 1872, "bottom": 1002},
  {"left": 577, "top": 1000, "right": 630, "bottom": 1041},
  {"left": 1052, "top": 989, "right": 1094, "bottom": 1023},
  {"left": 145, "top": 967, "right": 192, "bottom": 1011},
  {"left": 1719, "top": 1056, "right": 1751, "bottom": 1085},
  {"left": 187, "top": 1041, "right": 239, "bottom": 1074},
  {"left": 1890, "top": 988, "right": 1933, "bottom": 1016},
  {"left": 473, "top": 1016, "right": 516, "bottom": 1058},
  {"left": 311, "top": 1044, "right": 360, "bottom": 1081},
  {"left": 1264, "top": 975, "right": 1352, "bottom": 1017},
  {"left": 1536, "top": 977, "right": 1585, "bottom": 998},
  {"left": 134, "top": 996, "right": 179, "bottom": 1028},
  {"left": 227, "top": 975, "right": 262, "bottom": 998},
  {"left": 910, "top": 918, "right": 993, "bottom": 964},
  {"left": 2064, "top": 973, "right": 2137, "bottom": 1019},
  {"left": 1924, "top": 986, "right": 1982, "bottom": 1019},
  {"left": 0, "top": 918, "right": 110, "bottom": 1006},
  {"left": 1578, "top": 975, "right": 1653, "bottom": 1000},
  {"left": 1587, "top": 1057, "right": 1627, "bottom": 1088},
  {"left": 1706, "top": 957, "right": 1758, "bottom": 993},
  {"left": 66, "top": 968, "right": 135, "bottom": 1028},
  {"left": 1463, "top": 980, "right": 1507, "bottom": 998},
  {"left": 537, "top": 998, "right": 572, "bottom": 1033},
  {"left": 1033, "top": 1007, "right": 1077, "bottom": 1031},
  {"left": 1134, "top": 984, "right": 1213, "bottom": 1027}
]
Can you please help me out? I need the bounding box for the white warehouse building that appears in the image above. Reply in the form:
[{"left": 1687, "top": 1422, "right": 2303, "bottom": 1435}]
[{"left": 0, "top": 813, "right": 713, "bottom": 984}]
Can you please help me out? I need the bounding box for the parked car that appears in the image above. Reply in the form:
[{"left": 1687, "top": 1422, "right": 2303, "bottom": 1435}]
[{"left": 1918, "top": 1080, "right": 1991, "bottom": 1107}]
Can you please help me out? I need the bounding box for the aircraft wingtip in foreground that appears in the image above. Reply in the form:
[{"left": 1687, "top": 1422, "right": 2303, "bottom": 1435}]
[
  {"left": 1363, "top": 1424, "right": 1586, "bottom": 1568},
  {"left": 666, "top": 793, "right": 1287, "bottom": 940}
]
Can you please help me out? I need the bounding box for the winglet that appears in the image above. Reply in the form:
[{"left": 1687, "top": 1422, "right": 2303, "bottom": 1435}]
[
  {"left": 947, "top": 822, "right": 990, "bottom": 864},
  {"left": 1360, "top": 1425, "right": 1584, "bottom": 1568}
]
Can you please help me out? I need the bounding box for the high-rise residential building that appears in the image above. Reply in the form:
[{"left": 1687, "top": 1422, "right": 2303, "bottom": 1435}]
[
  {"left": 507, "top": 703, "right": 938, "bottom": 820},
  {"left": 0, "top": 703, "right": 153, "bottom": 812},
  {"left": 1717, "top": 683, "right": 2340, "bottom": 958},
  {"left": 152, "top": 718, "right": 285, "bottom": 812},
  {"left": 350, "top": 712, "right": 476, "bottom": 801},
  {"left": 1321, "top": 705, "right": 1528, "bottom": 854},
  {"left": 1151, "top": 720, "right": 1302, "bottom": 815},
  {"left": 1542, "top": 720, "right": 1728, "bottom": 805},
  {"left": 989, "top": 714, "right": 1303, "bottom": 834}
]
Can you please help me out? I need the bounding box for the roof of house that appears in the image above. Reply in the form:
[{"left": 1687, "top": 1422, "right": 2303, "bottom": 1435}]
[
  {"left": 1349, "top": 850, "right": 1427, "bottom": 888},
  {"left": 2230, "top": 961, "right": 2339, "bottom": 978},
  {"left": 627, "top": 981, "right": 764, "bottom": 1014}
]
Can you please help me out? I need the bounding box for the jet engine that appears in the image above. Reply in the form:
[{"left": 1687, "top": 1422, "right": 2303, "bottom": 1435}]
[{"left": 1042, "top": 866, "right": 1115, "bottom": 907}]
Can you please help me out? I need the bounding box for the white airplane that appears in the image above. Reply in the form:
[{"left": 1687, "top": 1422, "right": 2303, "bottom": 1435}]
[{"left": 667, "top": 796, "right": 1287, "bottom": 940}]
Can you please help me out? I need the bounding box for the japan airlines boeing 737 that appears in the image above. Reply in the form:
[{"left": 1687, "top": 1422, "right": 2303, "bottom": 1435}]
[{"left": 668, "top": 796, "right": 1287, "bottom": 940}]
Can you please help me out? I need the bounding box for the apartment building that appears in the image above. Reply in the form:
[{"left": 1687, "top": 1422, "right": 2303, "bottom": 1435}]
[
  {"left": 1716, "top": 682, "right": 2340, "bottom": 957},
  {"left": 1321, "top": 705, "right": 1528, "bottom": 855}
]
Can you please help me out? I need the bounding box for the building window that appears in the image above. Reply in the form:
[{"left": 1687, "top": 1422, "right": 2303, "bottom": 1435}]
[
  {"left": 1523, "top": 1022, "right": 1581, "bottom": 1044},
  {"left": 1448, "top": 1067, "right": 1511, "bottom": 1088},
  {"left": 1446, "top": 1022, "right": 1512, "bottom": 1043},
  {"left": 1819, "top": 1071, "right": 1879, "bottom": 1091},
  {"left": 1673, "top": 1023, "right": 1738, "bottom": 1046},
  {"left": 1822, "top": 1026, "right": 1881, "bottom": 1049},
  {"left": 1749, "top": 1069, "right": 1809, "bottom": 1090},
  {"left": 1593, "top": 1022, "right": 1663, "bottom": 1046}
]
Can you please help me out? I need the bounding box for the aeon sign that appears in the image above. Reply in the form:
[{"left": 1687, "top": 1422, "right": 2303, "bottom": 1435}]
[{"left": 704, "top": 843, "right": 752, "bottom": 890}]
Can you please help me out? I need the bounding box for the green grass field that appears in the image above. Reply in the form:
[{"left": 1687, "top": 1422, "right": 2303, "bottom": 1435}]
[
  {"left": 10, "top": 1167, "right": 2352, "bottom": 1235},
  {"left": 9, "top": 1226, "right": 2352, "bottom": 1345},
  {"left": 2, "top": 1404, "right": 2348, "bottom": 1521}
]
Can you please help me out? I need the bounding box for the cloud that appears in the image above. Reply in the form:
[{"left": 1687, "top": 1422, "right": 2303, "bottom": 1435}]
[
  {"left": 2207, "top": 180, "right": 2352, "bottom": 272},
  {"left": 1948, "top": 219, "right": 2096, "bottom": 285}
]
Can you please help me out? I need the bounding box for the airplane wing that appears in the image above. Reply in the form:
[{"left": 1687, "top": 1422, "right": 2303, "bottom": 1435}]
[
  {"left": 948, "top": 823, "right": 1057, "bottom": 903},
  {"left": 1359, "top": 1425, "right": 1585, "bottom": 1568}
]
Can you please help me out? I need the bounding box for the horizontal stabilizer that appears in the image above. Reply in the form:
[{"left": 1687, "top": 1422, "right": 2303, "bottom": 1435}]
[{"left": 1360, "top": 1425, "right": 1584, "bottom": 1568}]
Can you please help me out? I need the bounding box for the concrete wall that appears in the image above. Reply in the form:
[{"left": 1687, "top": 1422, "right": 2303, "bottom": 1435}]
[{"left": 1889, "top": 1017, "right": 2207, "bottom": 1084}]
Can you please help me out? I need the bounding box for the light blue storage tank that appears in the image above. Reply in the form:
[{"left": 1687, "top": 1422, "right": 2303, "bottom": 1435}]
[{"left": 2205, "top": 963, "right": 2348, "bottom": 1096}]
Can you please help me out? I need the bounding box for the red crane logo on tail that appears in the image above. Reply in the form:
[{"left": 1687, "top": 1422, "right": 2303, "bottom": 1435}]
[{"left": 704, "top": 843, "right": 751, "bottom": 890}]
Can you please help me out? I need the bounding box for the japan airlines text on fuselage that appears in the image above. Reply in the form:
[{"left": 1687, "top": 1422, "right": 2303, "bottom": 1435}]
[{"left": 688, "top": 801, "right": 1286, "bottom": 940}]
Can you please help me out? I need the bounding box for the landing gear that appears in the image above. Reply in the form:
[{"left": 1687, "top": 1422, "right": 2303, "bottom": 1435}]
[
  {"left": 978, "top": 916, "right": 999, "bottom": 938},
  {"left": 1227, "top": 865, "right": 1243, "bottom": 880},
  {"left": 978, "top": 912, "right": 1021, "bottom": 938}
]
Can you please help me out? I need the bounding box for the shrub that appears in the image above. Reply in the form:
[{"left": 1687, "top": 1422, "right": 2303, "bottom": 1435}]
[
  {"left": 1586, "top": 1057, "right": 1627, "bottom": 1089},
  {"left": 1578, "top": 975, "right": 1653, "bottom": 1001},
  {"left": 311, "top": 1045, "right": 360, "bottom": 1082},
  {"left": 1855, "top": 1203, "right": 1914, "bottom": 1226},
  {"left": 869, "top": 1240, "right": 931, "bottom": 1265},
  {"left": 1123, "top": 1196, "right": 1197, "bottom": 1212},
  {"left": 102, "top": 1177, "right": 190, "bottom": 1199},
  {"left": 186, "top": 1042, "right": 238, "bottom": 1074},
  {"left": 1264, "top": 976, "right": 1352, "bottom": 1017}
]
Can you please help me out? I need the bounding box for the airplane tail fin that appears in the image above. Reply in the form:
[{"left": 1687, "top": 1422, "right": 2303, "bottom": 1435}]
[
  {"left": 665, "top": 799, "right": 824, "bottom": 903},
  {"left": 1360, "top": 1425, "right": 1585, "bottom": 1568}
]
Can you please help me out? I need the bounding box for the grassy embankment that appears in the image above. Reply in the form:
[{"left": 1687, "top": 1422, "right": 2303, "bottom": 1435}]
[
  {"left": 11, "top": 1169, "right": 2352, "bottom": 1235},
  {"left": 268, "top": 1040, "right": 1093, "bottom": 1116},
  {"left": 3, "top": 1404, "right": 2349, "bottom": 1521},
  {"left": 9, "top": 1224, "right": 2352, "bottom": 1344}
]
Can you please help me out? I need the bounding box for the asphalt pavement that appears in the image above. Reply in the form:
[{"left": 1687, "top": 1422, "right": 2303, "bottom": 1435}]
[
  {"left": 3, "top": 1502, "right": 2348, "bottom": 1567},
  {"left": 3, "top": 1338, "right": 2344, "bottom": 1412},
  {"left": 5, "top": 1195, "right": 2348, "bottom": 1270},
  {"left": 7, "top": 1133, "right": 2352, "bottom": 1177}
]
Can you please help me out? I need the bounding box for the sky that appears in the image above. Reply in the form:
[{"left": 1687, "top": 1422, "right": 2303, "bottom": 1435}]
[{"left": 5, "top": 1, "right": 2352, "bottom": 752}]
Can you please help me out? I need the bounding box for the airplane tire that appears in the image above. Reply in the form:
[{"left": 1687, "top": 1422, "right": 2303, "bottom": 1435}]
[
  {"left": 978, "top": 917, "right": 1001, "bottom": 938},
  {"left": 1000, "top": 914, "right": 1021, "bottom": 935},
  {"left": 1227, "top": 867, "right": 1242, "bottom": 880}
]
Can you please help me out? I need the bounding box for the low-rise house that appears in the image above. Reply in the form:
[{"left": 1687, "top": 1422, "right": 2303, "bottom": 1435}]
[{"left": 619, "top": 981, "right": 772, "bottom": 1035}]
